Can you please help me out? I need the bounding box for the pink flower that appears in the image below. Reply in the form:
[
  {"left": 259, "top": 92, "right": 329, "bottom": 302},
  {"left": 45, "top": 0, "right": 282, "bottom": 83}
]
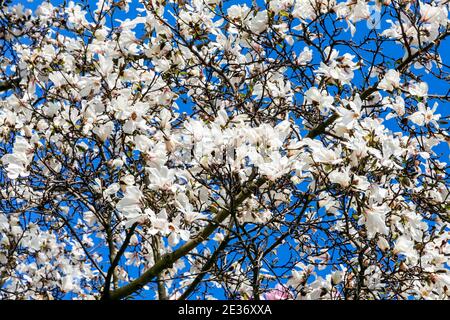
[{"left": 264, "top": 284, "right": 292, "bottom": 300}]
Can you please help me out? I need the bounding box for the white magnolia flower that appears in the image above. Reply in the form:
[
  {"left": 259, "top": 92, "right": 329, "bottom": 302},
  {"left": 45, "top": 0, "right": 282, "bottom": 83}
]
[
  {"left": 315, "top": 48, "right": 359, "bottom": 84},
  {"left": 124, "top": 251, "right": 141, "bottom": 267},
  {"left": 331, "top": 270, "right": 344, "bottom": 285},
  {"left": 134, "top": 134, "right": 153, "bottom": 153},
  {"left": 116, "top": 186, "right": 143, "bottom": 222},
  {"left": 420, "top": 2, "right": 448, "bottom": 25},
  {"left": 93, "top": 121, "right": 114, "bottom": 142},
  {"left": 147, "top": 165, "right": 176, "bottom": 190},
  {"left": 297, "top": 46, "right": 313, "bottom": 65},
  {"left": 328, "top": 167, "right": 351, "bottom": 188},
  {"left": 227, "top": 4, "right": 250, "bottom": 20},
  {"left": 394, "top": 235, "right": 418, "bottom": 264},
  {"left": 360, "top": 204, "right": 390, "bottom": 239},
  {"left": 1, "top": 136, "right": 33, "bottom": 179},
  {"left": 248, "top": 11, "right": 268, "bottom": 34},
  {"left": 377, "top": 236, "right": 390, "bottom": 252},
  {"left": 319, "top": 151, "right": 343, "bottom": 165},
  {"left": 121, "top": 174, "right": 135, "bottom": 186},
  {"left": 337, "top": 95, "right": 362, "bottom": 129},
  {"left": 175, "top": 194, "right": 208, "bottom": 225},
  {"left": 384, "top": 96, "right": 405, "bottom": 119},
  {"left": 408, "top": 81, "right": 428, "bottom": 97},
  {"left": 305, "top": 87, "right": 334, "bottom": 115},
  {"left": 104, "top": 183, "right": 120, "bottom": 197}
]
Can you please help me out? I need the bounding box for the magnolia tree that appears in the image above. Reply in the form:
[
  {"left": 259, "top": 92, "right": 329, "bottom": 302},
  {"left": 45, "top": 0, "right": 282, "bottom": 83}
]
[{"left": 0, "top": 0, "right": 450, "bottom": 300}]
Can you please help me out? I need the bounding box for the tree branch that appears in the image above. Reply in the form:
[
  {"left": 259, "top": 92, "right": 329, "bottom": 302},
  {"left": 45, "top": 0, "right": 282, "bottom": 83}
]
[
  {"left": 0, "top": 78, "right": 20, "bottom": 92},
  {"left": 102, "top": 222, "right": 138, "bottom": 300},
  {"left": 107, "top": 178, "right": 266, "bottom": 300},
  {"left": 177, "top": 234, "right": 231, "bottom": 300}
]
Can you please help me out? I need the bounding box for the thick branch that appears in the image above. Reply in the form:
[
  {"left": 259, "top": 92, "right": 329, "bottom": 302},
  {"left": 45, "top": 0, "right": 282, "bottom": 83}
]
[
  {"left": 108, "top": 178, "right": 266, "bottom": 300},
  {"left": 306, "top": 112, "right": 340, "bottom": 138},
  {"left": 0, "top": 78, "right": 20, "bottom": 92}
]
